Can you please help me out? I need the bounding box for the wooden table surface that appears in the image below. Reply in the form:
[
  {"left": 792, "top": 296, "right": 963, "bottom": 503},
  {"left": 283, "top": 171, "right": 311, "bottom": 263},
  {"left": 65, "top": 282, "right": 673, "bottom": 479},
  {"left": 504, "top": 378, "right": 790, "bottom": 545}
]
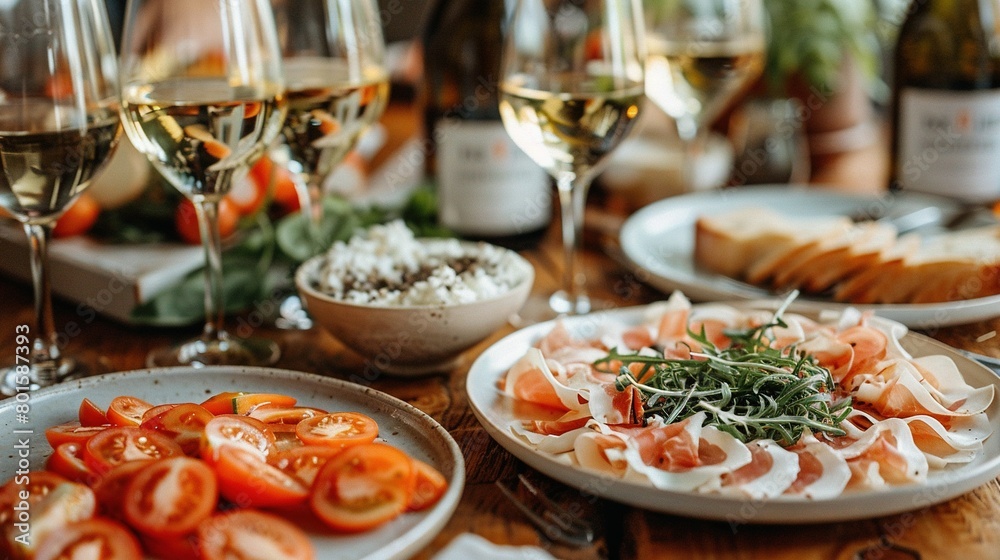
[{"left": 2, "top": 107, "right": 1000, "bottom": 560}]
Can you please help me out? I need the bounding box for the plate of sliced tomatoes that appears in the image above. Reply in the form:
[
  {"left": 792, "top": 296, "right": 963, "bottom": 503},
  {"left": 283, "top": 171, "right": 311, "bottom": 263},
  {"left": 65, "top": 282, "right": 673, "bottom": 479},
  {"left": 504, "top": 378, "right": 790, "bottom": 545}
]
[{"left": 0, "top": 366, "right": 464, "bottom": 560}]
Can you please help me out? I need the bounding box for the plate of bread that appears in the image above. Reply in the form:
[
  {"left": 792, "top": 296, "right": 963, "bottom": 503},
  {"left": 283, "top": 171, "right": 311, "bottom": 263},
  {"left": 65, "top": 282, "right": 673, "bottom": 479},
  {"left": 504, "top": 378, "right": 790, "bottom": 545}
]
[{"left": 619, "top": 185, "right": 1000, "bottom": 328}]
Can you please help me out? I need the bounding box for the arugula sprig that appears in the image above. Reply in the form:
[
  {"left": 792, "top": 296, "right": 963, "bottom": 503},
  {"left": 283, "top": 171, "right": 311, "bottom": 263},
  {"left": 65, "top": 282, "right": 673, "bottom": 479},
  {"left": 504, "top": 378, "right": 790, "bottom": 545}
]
[{"left": 604, "top": 311, "right": 852, "bottom": 447}]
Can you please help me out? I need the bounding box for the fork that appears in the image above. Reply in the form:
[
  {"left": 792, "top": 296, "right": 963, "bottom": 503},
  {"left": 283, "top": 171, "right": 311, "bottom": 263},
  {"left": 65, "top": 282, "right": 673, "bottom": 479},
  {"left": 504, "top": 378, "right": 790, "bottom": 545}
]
[{"left": 494, "top": 474, "right": 596, "bottom": 548}]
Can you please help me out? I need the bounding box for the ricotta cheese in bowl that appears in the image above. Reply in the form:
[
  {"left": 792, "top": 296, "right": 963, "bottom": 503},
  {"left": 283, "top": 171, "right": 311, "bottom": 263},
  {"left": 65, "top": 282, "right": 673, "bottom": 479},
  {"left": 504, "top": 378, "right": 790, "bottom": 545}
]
[
  {"left": 297, "top": 221, "right": 534, "bottom": 375},
  {"left": 315, "top": 220, "right": 527, "bottom": 306}
]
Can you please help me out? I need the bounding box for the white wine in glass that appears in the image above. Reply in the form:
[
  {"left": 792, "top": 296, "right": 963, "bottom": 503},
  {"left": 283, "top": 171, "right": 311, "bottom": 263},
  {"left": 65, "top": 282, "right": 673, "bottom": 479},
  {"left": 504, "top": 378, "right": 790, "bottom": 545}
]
[
  {"left": 644, "top": 0, "right": 765, "bottom": 180},
  {"left": 120, "top": 0, "right": 287, "bottom": 367},
  {"left": 269, "top": 0, "right": 389, "bottom": 329},
  {"left": 500, "top": 0, "right": 645, "bottom": 321},
  {"left": 0, "top": 0, "right": 120, "bottom": 395}
]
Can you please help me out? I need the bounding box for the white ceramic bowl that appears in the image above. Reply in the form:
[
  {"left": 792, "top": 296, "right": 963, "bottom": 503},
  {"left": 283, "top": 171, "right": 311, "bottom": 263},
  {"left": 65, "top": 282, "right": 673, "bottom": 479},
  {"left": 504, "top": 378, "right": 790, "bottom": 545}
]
[{"left": 296, "top": 240, "right": 534, "bottom": 376}]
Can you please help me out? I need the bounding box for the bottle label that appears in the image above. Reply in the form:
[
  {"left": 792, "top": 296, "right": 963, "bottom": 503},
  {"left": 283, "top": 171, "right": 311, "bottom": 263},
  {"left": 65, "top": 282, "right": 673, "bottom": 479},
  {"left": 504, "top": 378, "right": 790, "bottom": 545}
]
[
  {"left": 436, "top": 119, "right": 551, "bottom": 235},
  {"left": 897, "top": 89, "right": 1000, "bottom": 202}
]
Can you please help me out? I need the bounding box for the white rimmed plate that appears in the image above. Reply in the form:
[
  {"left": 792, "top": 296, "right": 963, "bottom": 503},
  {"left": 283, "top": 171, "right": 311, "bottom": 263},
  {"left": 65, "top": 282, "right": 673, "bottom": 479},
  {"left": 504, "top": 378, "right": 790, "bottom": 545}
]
[
  {"left": 618, "top": 186, "right": 1000, "bottom": 328},
  {"left": 466, "top": 305, "right": 1000, "bottom": 524},
  {"left": 0, "top": 367, "right": 464, "bottom": 560}
]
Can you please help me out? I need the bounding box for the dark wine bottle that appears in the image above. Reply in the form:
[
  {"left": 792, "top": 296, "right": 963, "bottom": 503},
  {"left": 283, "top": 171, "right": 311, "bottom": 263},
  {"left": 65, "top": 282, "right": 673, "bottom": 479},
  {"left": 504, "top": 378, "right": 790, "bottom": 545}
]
[
  {"left": 891, "top": 0, "right": 1000, "bottom": 202},
  {"left": 420, "top": 0, "right": 552, "bottom": 249}
]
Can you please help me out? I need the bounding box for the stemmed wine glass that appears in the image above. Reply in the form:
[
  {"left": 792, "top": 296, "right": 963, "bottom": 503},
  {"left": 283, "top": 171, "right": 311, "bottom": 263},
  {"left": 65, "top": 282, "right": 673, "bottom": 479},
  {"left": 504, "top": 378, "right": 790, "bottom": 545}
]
[
  {"left": 119, "top": 0, "right": 287, "bottom": 366},
  {"left": 500, "top": 0, "right": 645, "bottom": 320},
  {"left": 0, "top": 0, "right": 120, "bottom": 395},
  {"left": 269, "top": 0, "right": 390, "bottom": 329},
  {"left": 644, "top": 0, "right": 766, "bottom": 185}
]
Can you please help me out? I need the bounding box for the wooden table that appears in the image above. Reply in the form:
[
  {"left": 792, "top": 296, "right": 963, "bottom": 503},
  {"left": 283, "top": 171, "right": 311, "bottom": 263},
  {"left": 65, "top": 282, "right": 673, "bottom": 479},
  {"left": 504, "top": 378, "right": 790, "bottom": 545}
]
[{"left": 2, "top": 110, "right": 1000, "bottom": 560}]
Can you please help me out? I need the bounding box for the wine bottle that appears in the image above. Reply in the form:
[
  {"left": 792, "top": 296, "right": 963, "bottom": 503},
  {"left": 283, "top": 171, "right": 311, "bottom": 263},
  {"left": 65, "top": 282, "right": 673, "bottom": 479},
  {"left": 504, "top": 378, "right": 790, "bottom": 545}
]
[
  {"left": 891, "top": 0, "right": 1000, "bottom": 203},
  {"left": 421, "top": 0, "right": 552, "bottom": 249}
]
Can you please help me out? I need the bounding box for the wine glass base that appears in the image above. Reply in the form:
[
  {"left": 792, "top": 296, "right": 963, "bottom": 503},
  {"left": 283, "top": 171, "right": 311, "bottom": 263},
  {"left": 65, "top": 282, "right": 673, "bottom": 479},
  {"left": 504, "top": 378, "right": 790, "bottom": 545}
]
[
  {"left": 0, "top": 358, "right": 83, "bottom": 396},
  {"left": 147, "top": 336, "right": 280, "bottom": 368},
  {"left": 510, "top": 291, "right": 614, "bottom": 327}
]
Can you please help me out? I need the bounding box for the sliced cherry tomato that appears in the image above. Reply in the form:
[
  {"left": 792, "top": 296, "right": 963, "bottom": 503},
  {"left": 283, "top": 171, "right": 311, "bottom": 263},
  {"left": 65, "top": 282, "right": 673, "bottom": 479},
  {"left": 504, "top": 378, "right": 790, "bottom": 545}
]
[
  {"left": 248, "top": 405, "right": 326, "bottom": 425},
  {"left": 124, "top": 457, "right": 217, "bottom": 538},
  {"left": 175, "top": 197, "right": 239, "bottom": 245},
  {"left": 271, "top": 445, "right": 342, "bottom": 487},
  {"left": 106, "top": 396, "right": 154, "bottom": 427},
  {"left": 201, "top": 392, "right": 297, "bottom": 415},
  {"left": 34, "top": 518, "right": 143, "bottom": 560},
  {"left": 44, "top": 422, "right": 108, "bottom": 447},
  {"left": 200, "top": 415, "right": 275, "bottom": 463},
  {"left": 0, "top": 471, "right": 68, "bottom": 528},
  {"left": 141, "top": 532, "right": 202, "bottom": 559},
  {"left": 83, "top": 426, "right": 184, "bottom": 476},
  {"left": 92, "top": 461, "right": 149, "bottom": 521},
  {"left": 11, "top": 481, "right": 97, "bottom": 558},
  {"left": 310, "top": 443, "right": 416, "bottom": 533},
  {"left": 46, "top": 442, "right": 98, "bottom": 484},
  {"left": 408, "top": 458, "right": 448, "bottom": 512},
  {"left": 140, "top": 403, "right": 215, "bottom": 456},
  {"left": 214, "top": 446, "right": 308, "bottom": 508},
  {"left": 53, "top": 193, "right": 101, "bottom": 238},
  {"left": 295, "top": 412, "right": 379, "bottom": 450},
  {"left": 78, "top": 398, "right": 109, "bottom": 427},
  {"left": 197, "top": 510, "right": 314, "bottom": 560},
  {"left": 140, "top": 403, "right": 179, "bottom": 423}
]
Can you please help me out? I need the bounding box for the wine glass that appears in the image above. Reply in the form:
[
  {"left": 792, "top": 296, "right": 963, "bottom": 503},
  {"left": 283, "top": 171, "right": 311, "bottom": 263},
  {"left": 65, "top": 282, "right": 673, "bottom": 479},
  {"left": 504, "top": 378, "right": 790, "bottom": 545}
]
[
  {"left": 269, "top": 0, "right": 390, "bottom": 329},
  {"left": 500, "top": 0, "right": 645, "bottom": 320},
  {"left": 0, "top": 0, "right": 120, "bottom": 395},
  {"left": 644, "top": 0, "right": 766, "bottom": 186},
  {"left": 119, "top": 0, "right": 287, "bottom": 366}
]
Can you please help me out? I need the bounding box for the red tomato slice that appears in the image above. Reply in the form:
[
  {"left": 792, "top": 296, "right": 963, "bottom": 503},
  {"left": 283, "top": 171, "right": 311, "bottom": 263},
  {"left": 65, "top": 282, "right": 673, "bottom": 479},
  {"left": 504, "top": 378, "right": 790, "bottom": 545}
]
[
  {"left": 295, "top": 412, "right": 379, "bottom": 450},
  {"left": 141, "top": 532, "right": 201, "bottom": 559},
  {"left": 34, "top": 518, "right": 143, "bottom": 560},
  {"left": 271, "top": 445, "right": 342, "bottom": 487},
  {"left": 310, "top": 443, "right": 416, "bottom": 533},
  {"left": 214, "top": 446, "right": 308, "bottom": 508},
  {"left": 0, "top": 471, "right": 68, "bottom": 528},
  {"left": 44, "top": 422, "right": 107, "bottom": 447},
  {"left": 140, "top": 403, "right": 215, "bottom": 456},
  {"left": 78, "top": 398, "right": 109, "bottom": 427},
  {"left": 46, "top": 442, "right": 98, "bottom": 484},
  {"left": 107, "top": 396, "right": 154, "bottom": 427},
  {"left": 408, "top": 458, "right": 448, "bottom": 511},
  {"left": 140, "top": 403, "right": 179, "bottom": 423},
  {"left": 92, "top": 461, "right": 149, "bottom": 521},
  {"left": 83, "top": 426, "right": 184, "bottom": 475},
  {"left": 200, "top": 415, "right": 275, "bottom": 463},
  {"left": 124, "top": 457, "right": 218, "bottom": 537},
  {"left": 14, "top": 481, "right": 97, "bottom": 558},
  {"left": 197, "top": 510, "right": 315, "bottom": 560},
  {"left": 248, "top": 405, "right": 326, "bottom": 425}
]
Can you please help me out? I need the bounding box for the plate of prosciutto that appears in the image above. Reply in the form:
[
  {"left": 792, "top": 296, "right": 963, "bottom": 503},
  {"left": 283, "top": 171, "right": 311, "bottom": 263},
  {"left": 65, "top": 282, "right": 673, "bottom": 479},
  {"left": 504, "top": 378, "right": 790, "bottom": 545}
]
[{"left": 466, "top": 293, "right": 999, "bottom": 523}]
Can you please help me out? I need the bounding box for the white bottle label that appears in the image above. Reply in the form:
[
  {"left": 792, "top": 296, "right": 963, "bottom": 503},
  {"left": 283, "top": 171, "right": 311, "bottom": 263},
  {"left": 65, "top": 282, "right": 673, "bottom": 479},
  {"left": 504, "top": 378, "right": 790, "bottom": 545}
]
[
  {"left": 897, "top": 89, "right": 1000, "bottom": 203},
  {"left": 436, "top": 119, "right": 551, "bottom": 235}
]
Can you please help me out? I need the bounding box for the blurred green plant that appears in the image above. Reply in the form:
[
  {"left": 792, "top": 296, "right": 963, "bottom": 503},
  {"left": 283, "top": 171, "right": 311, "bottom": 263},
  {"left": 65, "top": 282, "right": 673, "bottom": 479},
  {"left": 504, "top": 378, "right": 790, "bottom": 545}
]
[
  {"left": 96, "top": 181, "right": 448, "bottom": 326},
  {"left": 762, "top": 0, "right": 881, "bottom": 97}
]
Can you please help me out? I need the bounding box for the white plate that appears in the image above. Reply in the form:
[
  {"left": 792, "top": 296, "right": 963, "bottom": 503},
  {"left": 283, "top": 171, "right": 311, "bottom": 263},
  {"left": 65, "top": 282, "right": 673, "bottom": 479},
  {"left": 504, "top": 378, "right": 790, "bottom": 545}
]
[
  {"left": 618, "top": 185, "right": 1000, "bottom": 328},
  {"left": 0, "top": 367, "right": 465, "bottom": 560},
  {"left": 466, "top": 305, "right": 1000, "bottom": 524}
]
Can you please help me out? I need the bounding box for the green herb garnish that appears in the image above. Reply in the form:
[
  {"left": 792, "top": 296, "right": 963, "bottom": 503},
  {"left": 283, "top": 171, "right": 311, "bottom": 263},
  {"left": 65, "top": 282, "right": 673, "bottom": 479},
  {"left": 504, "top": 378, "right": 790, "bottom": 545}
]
[{"left": 603, "top": 302, "right": 852, "bottom": 447}]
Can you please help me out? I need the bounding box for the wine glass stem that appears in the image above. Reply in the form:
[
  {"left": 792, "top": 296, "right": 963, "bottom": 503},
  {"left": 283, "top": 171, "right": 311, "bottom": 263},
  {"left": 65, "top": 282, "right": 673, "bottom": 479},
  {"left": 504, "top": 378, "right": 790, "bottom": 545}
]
[
  {"left": 292, "top": 170, "right": 325, "bottom": 255},
  {"left": 194, "top": 199, "right": 227, "bottom": 342},
  {"left": 556, "top": 173, "right": 589, "bottom": 312},
  {"left": 677, "top": 116, "right": 700, "bottom": 190},
  {"left": 23, "top": 223, "right": 62, "bottom": 385}
]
